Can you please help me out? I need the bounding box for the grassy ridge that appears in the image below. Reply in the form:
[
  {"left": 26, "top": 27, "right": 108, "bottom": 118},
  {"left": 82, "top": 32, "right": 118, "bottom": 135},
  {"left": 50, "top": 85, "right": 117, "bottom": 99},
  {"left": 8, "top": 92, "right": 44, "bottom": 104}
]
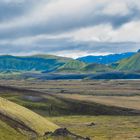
[
  {"left": 0, "top": 97, "right": 59, "bottom": 136},
  {"left": 116, "top": 53, "right": 140, "bottom": 71}
]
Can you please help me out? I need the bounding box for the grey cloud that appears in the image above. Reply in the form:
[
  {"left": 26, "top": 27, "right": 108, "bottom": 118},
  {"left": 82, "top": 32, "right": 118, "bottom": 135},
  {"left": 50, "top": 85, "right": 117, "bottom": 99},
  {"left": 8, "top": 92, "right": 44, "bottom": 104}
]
[
  {"left": 0, "top": 0, "right": 140, "bottom": 57},
  {"left": 0, "top": 0, "right": 52, "bottom": 21},
  {"left": 0, "top": 0, "right": 38, "bottom": 21},
  {"left": 0, "top": 4, "right": 22, "bottom": 21},
  {"left": 0, "top": 38, "right": 139, "bottom": 55},
  {"left": 0, "top": 38, "right": 75, "bottom": 53},
  {"left": 0, "top": 1, "right": 140, "bottom": 39},
  {"left": 75, "top": 42, "right": 140, "bottom": 54}
]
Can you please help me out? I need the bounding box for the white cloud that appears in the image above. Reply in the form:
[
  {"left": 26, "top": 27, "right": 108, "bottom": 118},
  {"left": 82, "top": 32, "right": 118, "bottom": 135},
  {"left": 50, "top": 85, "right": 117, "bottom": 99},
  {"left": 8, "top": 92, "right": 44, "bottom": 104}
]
[
  {"left": 0, "top": 0, "right": 92, "bottom": 30},
  {"left": 102, "top": 1, "right": 129, "bottom": 16},
  {"left": 109, "top": 21, "right": 140, "bottom": 42},
  {"left": 0, "top": 0, "right": 24, "bottom": 3},
  {"left": 67, "top": 24, "right": 113, "bottom": 42},
  {"left": 54, "top": 50, "right": 110, "bottom": 59}
]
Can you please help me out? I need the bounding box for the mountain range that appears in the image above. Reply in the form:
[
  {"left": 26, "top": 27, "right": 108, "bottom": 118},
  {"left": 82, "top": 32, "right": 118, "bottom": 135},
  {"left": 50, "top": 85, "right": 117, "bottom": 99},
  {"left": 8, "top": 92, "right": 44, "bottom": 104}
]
[
  {"left": 77, "top": 52, "right": 136, "bottom": 64},
  {"left": 0, "top": 50, "right": 140, "bottom": 76}
]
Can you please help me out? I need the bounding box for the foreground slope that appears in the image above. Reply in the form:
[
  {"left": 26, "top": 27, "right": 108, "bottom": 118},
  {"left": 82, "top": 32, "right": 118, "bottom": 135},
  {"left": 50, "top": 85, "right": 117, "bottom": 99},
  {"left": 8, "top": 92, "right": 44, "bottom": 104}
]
[
  {"left": 0, "top": 97, "right": 59, "bottom": 136},
  {"left": 0, "top": 119, "right": 27, "bottom": 140},
  {"left": 0, "top": 97, "right": 90, "bottom": 140}
]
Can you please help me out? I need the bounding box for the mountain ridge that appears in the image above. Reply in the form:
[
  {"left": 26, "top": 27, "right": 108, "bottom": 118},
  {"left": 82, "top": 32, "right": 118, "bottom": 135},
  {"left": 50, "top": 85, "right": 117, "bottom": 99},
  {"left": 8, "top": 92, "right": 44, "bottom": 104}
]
[
  {"left": 0, "top": 51, "right": 139, "bottom": 75},
  {"left": 0, "top": 54, "right": 72, "bottom": 72},
  {"left": 77, "top": 52, "right": 136, "bottom": 64}
]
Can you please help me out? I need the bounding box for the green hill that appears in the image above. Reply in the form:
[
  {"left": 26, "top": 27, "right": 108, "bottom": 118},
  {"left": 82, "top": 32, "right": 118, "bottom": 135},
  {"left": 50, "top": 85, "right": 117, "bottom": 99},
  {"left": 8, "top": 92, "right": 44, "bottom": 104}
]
[
  {"left": 0, "top": 55, "right": 71, "bottom": 72},
  {"left": 115, "top": 52, "right": 140, "bottom": 72},
  {"left": 57, "top": 58, "right": 113, "bottom": 73},
  {"left": 81, "top": 63, "right": 112, "bottom": 73},
  {"left": 1, "top": 52, "right": 140, "bottom": 74},
  {"left": 57, "top": 60, "right": 111, "bottom": 73},
  {"left": 57, "top": 60, "right": 86, "bottom": 73}
]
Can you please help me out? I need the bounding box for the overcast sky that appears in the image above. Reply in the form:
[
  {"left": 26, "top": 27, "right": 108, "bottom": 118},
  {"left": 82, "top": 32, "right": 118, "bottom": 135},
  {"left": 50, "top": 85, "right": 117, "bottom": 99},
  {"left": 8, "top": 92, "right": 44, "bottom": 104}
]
[{"left": 0, "top": 0, "right": 140, "bottom": 58}]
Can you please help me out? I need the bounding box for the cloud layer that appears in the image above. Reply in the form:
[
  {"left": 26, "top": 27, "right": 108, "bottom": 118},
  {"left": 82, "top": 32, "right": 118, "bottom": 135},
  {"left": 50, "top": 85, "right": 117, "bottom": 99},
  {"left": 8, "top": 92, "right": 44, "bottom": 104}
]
[{"left": 0, "top": 0, "right": 140, "bottom": 57}]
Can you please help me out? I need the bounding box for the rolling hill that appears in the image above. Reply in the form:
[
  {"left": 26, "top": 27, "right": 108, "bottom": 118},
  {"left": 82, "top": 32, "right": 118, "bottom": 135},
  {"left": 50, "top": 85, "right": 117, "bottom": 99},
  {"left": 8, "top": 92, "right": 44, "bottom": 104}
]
[
  {"left": 0, "top": 55, "right": 71, "bottom": 72},
  {"left": 56, "top": 59, "right": 86, "bottom": 73},
  {"left": 114, "top": 51, "right": 140, "bottom": 72},
  {"left": 0, "top": 55, "right": 113, "bottom": 74},
  {"left": 56, "top": 60, "right": 112, "bottom": 73},
  {"left": 81, "top": 63, "right": 112, "bottom": 73}
]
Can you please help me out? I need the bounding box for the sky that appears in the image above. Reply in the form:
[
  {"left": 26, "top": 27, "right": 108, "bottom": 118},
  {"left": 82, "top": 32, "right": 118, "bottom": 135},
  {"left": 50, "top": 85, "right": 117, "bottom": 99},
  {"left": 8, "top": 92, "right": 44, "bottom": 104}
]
[{"left": 0, "top": 0, "right": 140, "bottom": 58}]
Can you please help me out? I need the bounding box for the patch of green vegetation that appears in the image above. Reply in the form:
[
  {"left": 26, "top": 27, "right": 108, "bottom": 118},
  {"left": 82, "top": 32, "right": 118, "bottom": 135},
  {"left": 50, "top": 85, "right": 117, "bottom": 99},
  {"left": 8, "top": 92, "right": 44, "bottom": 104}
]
[{"left": 48, "top": 115, "right": 140, "bottom": 140}]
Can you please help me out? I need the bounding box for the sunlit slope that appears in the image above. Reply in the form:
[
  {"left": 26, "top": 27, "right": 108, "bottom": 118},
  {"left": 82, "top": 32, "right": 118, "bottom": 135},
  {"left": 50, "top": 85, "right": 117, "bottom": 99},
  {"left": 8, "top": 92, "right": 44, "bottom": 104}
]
[
  {"left": 57, "top": 60, "right": 111, "bottom": 73},
  {"left": 82, "top": 63, "right": 112, "bottom": 73},
  {"left": 116, "top": 52, "right": 140, "bottom": 71},
  {"left": 0, "top": 97, "right": 59, "bottom": 136},
  {"left": 0, "top": 119, "right": 27, "bottom": 140},
  {"left": 57, "top": 59, "right": 86, "bottom": 73}
]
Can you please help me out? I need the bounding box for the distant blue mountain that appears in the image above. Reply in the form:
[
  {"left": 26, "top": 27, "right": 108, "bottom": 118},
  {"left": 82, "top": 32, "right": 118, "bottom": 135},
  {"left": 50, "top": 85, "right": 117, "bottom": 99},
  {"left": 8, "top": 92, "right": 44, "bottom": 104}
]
[{"left": 77, "top": 52, "right": 136, "bottom": 64}]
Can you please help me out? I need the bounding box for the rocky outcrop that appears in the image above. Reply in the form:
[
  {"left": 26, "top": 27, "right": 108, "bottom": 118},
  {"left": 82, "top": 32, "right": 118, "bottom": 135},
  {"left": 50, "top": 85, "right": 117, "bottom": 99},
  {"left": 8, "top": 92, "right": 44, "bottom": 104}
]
[{"left": 44, "top": 128, "right": 91, "bottom": 140}]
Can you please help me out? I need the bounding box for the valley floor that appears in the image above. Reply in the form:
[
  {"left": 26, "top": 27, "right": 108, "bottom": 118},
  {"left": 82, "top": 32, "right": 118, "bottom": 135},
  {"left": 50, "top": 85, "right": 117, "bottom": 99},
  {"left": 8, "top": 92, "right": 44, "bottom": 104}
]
[
  {"left": 0, "top": 80, "right": 140, "bottom": 140},
  {"left": 48, "top": 115, "right": 140, "bottom": 140}
]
